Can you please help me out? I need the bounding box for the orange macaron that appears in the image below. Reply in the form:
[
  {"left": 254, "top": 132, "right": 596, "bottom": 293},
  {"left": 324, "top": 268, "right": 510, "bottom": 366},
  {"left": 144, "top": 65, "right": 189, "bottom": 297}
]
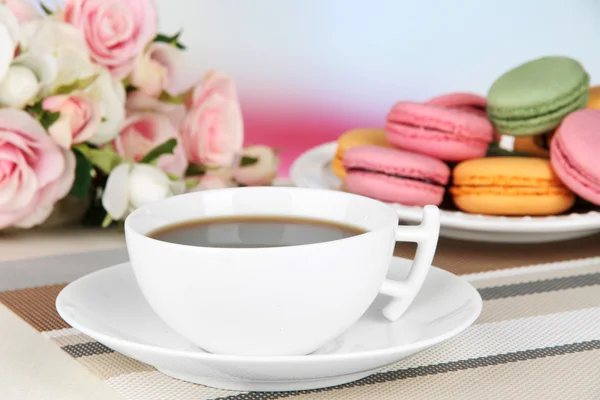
[{"left": 450, "top": 157, "right": 575, "bottom": 216}]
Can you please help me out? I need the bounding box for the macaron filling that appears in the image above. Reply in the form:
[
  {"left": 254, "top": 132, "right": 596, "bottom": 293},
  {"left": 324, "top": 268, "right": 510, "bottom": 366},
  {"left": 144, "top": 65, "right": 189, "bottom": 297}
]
[{"left": 346, "top": 167, "right": 446, "bottom": 187}]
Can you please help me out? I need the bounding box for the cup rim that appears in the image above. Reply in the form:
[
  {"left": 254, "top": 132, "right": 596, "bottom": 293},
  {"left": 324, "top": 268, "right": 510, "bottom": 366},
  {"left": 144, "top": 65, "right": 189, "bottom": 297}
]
[{"left": 124, "top": 187, "right": 398, "bottom": 252}]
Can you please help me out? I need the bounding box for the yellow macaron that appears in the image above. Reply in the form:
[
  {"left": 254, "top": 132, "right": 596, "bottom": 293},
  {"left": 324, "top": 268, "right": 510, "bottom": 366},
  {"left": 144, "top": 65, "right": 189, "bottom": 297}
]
[
  {"left": 332, "top": 128, "right": 391, "bottom": 179},
  {"left": 587, "top": 85, "right": 600, "bottom": 109},
  {"left": 450, "top": 157, "right": 575, "bottom": 216}
]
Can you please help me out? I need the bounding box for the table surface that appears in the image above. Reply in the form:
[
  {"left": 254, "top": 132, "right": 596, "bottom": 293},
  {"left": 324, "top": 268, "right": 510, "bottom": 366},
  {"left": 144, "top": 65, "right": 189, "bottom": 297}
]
[{"left": 1, "top": 228, "right": 599, "bottom": 400}]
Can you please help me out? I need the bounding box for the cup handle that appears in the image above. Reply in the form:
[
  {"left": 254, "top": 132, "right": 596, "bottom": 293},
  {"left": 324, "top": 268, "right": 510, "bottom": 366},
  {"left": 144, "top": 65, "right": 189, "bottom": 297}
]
[{"left": 379, "top": 205, "right": 441, "bottom": 322}]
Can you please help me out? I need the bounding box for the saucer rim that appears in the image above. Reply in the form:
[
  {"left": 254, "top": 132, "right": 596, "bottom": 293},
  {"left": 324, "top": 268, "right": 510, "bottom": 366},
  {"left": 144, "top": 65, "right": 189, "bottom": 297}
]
[{"left": 56, "top": 258, "right": 483, "bottom": 363}]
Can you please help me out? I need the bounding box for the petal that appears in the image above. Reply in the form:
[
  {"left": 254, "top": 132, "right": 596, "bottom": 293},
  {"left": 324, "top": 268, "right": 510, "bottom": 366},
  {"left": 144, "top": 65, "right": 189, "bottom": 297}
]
[
  {"left": 86, "top": 66, "right": 126, "bottom": 145},
  {"left": 0, "top": 4, "right": 19, "bottom": 48},
  {"left": 0, "top": 24, "right": 14, "bottom": 82},
  {"left": 102, "top": 163, "right": 131, "bottom": 221},
  {"left": 13, "top": 50, "right": 58, "bottom": 86},
  {"left": 128, "top": 164, "right": 171, "bottom": 209},
  {"left": 149, "top": 42, "right": 188, "bottom": 96},
  {"left": 14, "top": 204, "right": 53, "bottom": 229}
]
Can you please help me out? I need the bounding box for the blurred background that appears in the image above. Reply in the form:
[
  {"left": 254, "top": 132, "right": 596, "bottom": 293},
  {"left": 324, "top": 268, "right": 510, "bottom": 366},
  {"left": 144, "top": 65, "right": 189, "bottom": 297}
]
[{"left": 52, "top": 0, "right": 600, "bottom": 176}]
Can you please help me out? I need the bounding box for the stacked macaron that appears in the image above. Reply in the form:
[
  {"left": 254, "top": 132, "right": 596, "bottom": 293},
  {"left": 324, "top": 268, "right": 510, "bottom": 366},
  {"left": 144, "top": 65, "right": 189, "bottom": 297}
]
[{"left": 333, "top": 55, "right": 600, "bottom": 216}]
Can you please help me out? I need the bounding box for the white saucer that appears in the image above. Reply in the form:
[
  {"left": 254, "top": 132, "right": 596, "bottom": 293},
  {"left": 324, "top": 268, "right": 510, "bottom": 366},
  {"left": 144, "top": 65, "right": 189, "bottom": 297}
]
[
  {"left": 290, "top": 142, "right": 600, "bottom": 244},
  {"left": 56, "top": 258, "right": 482, "bottom": 392}
]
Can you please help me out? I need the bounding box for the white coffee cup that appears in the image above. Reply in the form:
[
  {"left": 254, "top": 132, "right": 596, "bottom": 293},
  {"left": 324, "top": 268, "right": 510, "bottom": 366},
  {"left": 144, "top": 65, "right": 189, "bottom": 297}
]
[{"left": 125, "top": 187, "right": 440, "bottom": 356}]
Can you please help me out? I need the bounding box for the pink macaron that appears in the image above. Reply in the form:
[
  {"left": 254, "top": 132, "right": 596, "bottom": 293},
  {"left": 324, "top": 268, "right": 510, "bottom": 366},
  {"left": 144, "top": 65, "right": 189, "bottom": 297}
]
[
  {"left": 426, "top": 92, "right": 488, "bottom": 118},
  {"left": 550, "top": 109, "right": 600, "bottom": 206},
  {"left": 386, "top": 101, "right": 494, "bottom": 162},
  {"left": 342, "top": 145, "right": 451, "bottom": 206}
]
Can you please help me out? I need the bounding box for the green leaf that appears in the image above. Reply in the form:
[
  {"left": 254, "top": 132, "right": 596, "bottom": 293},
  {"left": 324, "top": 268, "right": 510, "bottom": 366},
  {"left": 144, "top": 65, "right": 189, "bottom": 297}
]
[
  {"left": 185, "top": 178, "right": 199, "bottom": 190},
  {"left": 158, "top": 91, "right": 188, "bottom": 104},
  {"left": 88, "top": 148, "right": 123, "bottom": 175},
  {"left": 140, "top": 138, "right": 178, "bottom": 165},
  {"left": 40, "top": 111, "right": 61, "bottom": 130},
  {"left": 101, "top": 214, "right": 114, "bottom": 228},
  {"left": 26, "top": 101, "right": 43, "bottom": 116},
  {"left": 125, "top": 85, "right": 137, "bottom": 94},
  {"left": 240, "top": 156, "right": 259, "bottom": 167},
  {"left": 25, "top": 101, "right": 61, "bottom": 130},
  {"left": 73, "top": 143, "right": 91, "bottom": 157},
  {"left": 54, "top": 74, "right": 99, "bottom": 95},
  {"left": 69, "top": 149, "right": 93, "bottom": 198},
  {"left": 154, "top": 31, "right": 187, "bottom": 50},
  {"left": 40, "top": 3, "right": 53, "bottom": 15},
  {"left": 185, "top": 163, "right": 206, "bottom": 177}
]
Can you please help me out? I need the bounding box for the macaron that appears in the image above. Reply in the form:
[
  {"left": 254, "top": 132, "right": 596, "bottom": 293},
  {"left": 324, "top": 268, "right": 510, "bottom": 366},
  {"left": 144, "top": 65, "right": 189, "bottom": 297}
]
[
  {"left": 487, "top": 56, "right": 589, "bottom": 137},
  {"left": 426, "top": 92, "right": 488, "bottom": 117},
  {"left": 450, "top": 157, "right": 576, "bottom": 216},
  {"left": 342, "top": 145, "right": 451, "bottom": 206},
  {"left": 586, "top": 85, "right": 600, "bottom": 109},
  {"left": 332, "top": 128, "right": 391, "bottom": 179},
  {"left": 513, "top": 131, "right": 556, "bottom": 159},
  {"left": 386, "top": 101, "right": 494, "bottom": 162},
  {"left": 550, "top": 109, "right": 600, "bottom": 206}
]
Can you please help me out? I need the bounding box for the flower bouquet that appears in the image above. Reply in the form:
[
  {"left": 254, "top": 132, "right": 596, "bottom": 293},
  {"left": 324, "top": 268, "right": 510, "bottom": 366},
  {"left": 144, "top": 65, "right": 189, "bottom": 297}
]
[{"left": 0, "top": 0, "right": 279, "bottom": 230}]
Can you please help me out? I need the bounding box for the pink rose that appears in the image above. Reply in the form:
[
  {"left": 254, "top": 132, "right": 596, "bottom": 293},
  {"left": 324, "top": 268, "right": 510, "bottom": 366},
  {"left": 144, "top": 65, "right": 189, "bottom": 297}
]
[
  {"left": 42, "top": 94, "right": 101, "bottom": 149},
  {"left": 63, "top": 0, "right": 158, "bottom": 79},
  {"left": 113, "top": 113, "right": 188, "bottom": 177},
  {"left": 126, "top": 91, "right": 187, "bottom": 129},
  {"left": 234, "top": 146, "right": 279, "bottom": 186},
  {"left": 2, "top": 0, "right": 41, "bottom": 23},
  {"left": 0, "top": 109, "right": 75, "bottom": 229},
  {"left": 130, "top": 42, "right": 188, "bottom": 98},
  {"left": 192, "top": 70, "right": 239, "bottom": 107},
  {"left": 182, "top": 93, "right": 244, "bottom": 168}
]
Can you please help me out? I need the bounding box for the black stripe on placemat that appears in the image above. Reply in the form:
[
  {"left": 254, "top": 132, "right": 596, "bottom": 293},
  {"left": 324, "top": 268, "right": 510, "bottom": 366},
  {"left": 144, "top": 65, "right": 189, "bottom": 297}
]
[
  {"left": 216, "top": 340, "right": 600, "bottom": 400},
  {"left": 479, "top": 272, "right": 600, "bottom": 301},
  {"left": 62, "top": 342, "right": 114, "bottom": 358}
]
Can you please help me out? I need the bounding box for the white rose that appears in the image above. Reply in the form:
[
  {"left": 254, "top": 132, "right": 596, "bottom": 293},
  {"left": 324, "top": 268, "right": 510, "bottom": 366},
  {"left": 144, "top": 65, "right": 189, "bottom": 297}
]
[
  {"left": 0, "top": 4, "right": 18, "bottom": 81},
  {"left": 0, "top": 50, "right": 57, "bottom": 108},
  {"left": 102, "top": 163, "right": 185, "bottom": 221},
  {"left": 19, "top": 19, "right": 96, "bottom": 95},
  {"left": 85, "top": 66, "right": 126, "bottom": 145},
  {"left": 19, "top": 19, "right": 88, "bottom": 55}
]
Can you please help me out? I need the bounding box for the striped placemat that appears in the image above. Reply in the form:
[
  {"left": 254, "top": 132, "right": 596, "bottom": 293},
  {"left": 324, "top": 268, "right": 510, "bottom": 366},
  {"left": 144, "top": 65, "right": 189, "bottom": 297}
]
[{"left": 0, "top": 252, "right": 599, "bottom": 399}]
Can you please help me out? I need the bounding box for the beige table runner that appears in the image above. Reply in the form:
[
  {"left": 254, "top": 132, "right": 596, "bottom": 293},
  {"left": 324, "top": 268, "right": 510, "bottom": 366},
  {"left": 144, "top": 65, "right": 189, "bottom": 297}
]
[{"left": 1, "top": 238, "right": 599, "bottom": 399}]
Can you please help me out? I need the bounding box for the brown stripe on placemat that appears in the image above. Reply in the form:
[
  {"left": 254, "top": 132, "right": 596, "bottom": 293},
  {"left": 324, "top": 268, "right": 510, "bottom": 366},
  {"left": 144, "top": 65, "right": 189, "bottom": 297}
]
[
  {"left": 0, "top": 284, "right": 69, "bottom": 331},
  {"left": 394, "top": 234, "right": 600, "bottom": 275},
  {"left": 78, "top": 352, "right": 155, "bottom": 380},
  {"left": 216, "top": 341, "right": 600, "bottom": 400}
]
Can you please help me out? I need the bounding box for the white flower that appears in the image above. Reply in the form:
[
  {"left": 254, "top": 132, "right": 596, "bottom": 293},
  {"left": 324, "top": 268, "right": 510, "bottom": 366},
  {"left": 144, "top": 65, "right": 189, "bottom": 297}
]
[
  {"left": 102, "top": 163, "right": 185, "bottom": 221},
  {"left": 0, "top": 4, "right": 18, "bottom": 82},
  {"left": 19, "top": 19, "right": 88, "bottom": 55},
  {"left": 85, "top": 66, "right": 126, "bottom": 145},
  {"left": 19, "top": 19, "right": 95, "bottom": 96},
  {"left": 0, "top": 50, "right": 57, "bottom": 108}
]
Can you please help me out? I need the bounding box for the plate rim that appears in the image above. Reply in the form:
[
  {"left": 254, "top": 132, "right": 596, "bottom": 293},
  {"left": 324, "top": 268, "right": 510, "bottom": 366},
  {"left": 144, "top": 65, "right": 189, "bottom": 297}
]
[
  {"left": 56, "top": 260, "right": 482, "bottom": 364},
  {"left": 290, "top": 142, "right": 600, "bottom": 233}
]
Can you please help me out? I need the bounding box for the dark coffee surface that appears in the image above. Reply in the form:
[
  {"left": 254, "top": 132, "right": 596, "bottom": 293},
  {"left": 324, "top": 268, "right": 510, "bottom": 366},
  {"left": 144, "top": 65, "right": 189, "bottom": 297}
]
[{"left": 149, "top": 216, "right": 366, "bottom": 248}]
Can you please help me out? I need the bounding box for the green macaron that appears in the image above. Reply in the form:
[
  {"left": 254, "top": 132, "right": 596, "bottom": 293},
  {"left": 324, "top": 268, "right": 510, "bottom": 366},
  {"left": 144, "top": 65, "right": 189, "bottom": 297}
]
[{"left": 487, "top": 56, "right": 590, "bottom": 137}]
